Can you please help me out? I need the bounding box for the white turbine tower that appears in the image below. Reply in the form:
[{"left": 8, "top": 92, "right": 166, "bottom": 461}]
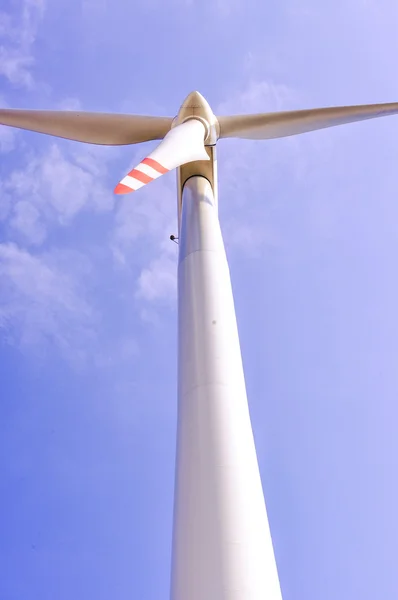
[{"left": 2, "top": 92, "right": 398, "bottom": 599}]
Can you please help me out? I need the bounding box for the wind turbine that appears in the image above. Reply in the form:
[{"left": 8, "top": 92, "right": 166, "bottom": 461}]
[{"left": 1, "top": 92, "right": 398, "bottom": 599}]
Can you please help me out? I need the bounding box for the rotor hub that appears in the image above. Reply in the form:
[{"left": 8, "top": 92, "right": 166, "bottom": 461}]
[{"left": 173, "top": 91, "right": 219, "bottom": 145}]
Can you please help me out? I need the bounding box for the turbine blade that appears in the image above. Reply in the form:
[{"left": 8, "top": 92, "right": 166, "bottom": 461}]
[
  {"left": 0, "top": 109, "right": 173, "bottom": 145},
  {"left": 217, "top": 102, "right": 398, "bottom": 140},
  {"left": 115, "top": 119, "right": 209, "bottom": 194}
]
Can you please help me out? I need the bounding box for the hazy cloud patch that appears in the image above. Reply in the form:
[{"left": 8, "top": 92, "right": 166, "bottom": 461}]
[
  {"left": 0, "top": 0, "right": 45, "bottom": 88},
  {"left": 0, "top": 242, "right": 96, "bottom": 360}
]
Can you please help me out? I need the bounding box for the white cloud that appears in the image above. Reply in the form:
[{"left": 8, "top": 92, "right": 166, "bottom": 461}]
[
  {"left": 110, "top": 162, "right": 179, "bottom": 314},
  {"left": 222, "top": 216, "right": 282, "bottom": 258},
  {"left": 4, "top": 142, "right": 114, "bottom": 244},
  {"left": 9, "top": 200, "right": 46, "bottom": 245},
  {"left": 0, "top": 129, "right": 121, "bottom": 360},
  {"left": 0, "top": 243, "right": 96, "bottom": 359},
  {"left": 0, "top": 239, "right": 146, "bottom": 366},
  {"left": 0, "top": 185, "right": 12, "bottom": 222},
  {"left": 216, "top": 79, "right": 301, "bottom": 115},
  {"left": 175, "top": 0, "right": 243, "bottom": 16},
  {"left": 215, "top": 79, "right": 308, "bottom": 256},
  {"left": 112, "top": 179, "right": 175, "bottom": 256},
  {"left": 0, "top": 122, "right": 16, "bottom": 153},
  {"left": 215, "top": 76, "right": 357, "bottom": 259},
  {"left": 93, "top": 337, "right": 139, "bottom": 370},
  {"left": 0, "top": 96, "right": 17, "bottom": 152},
  {"left": 56, "top": 97, "right": 83, "bottom": 111},
  {"left": 0, "top": 0, "right": 45, "bottom": 88},
  {"left": 136, "top": 240, "right": 177, "bottom": 304},
  {"left": 0, "top": 109, "right": 131, "bottom": 359},
  {"left": 0, "top": 50, "right": 34, "bottom": 87}
]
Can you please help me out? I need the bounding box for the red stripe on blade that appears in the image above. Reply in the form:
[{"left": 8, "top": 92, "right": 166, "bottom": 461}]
[
  {"left": 142, "top": 157, "right": 168, "bottom": 174},
  {"left": 127, "top": 168, "right": 154, "bottom": 185},
  {"left": 114, "top": 182, "right": 134, "bottom": 195}
]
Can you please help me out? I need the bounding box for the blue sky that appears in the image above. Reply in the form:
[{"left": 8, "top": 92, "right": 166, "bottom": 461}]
[{"left": 1, "top": 0, "right": 398, "bottom": 598}]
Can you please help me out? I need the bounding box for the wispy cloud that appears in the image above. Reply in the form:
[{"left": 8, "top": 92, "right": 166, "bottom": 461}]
[
  {"left": 0, "top": 115, "right": 120, "bottom": 360},
  {"left": 0, "top": 242, "right": 96, "bottom": 359},
  {"left": 178, "top": 0, "right": 243, "bottom": 16},
  {"left": 136, "top": 239, "right": 177, "bottom": 304},
  {"left": 0, "top": 0, "right": 45, "bottom": 88},
  {"left": 0, "top": 122, "right": 16, "bottom": 153},
  {"left": 0, "top": 96, "right": 17, "bottom": 152},
  {"left": 0, "top": 116, "right": 176, "bottom": 353},
  {"left": 4, "top": 142, "right": 114, "bottom": 245},
  {"left": 111, "top": 166, "right": 178, "bottom": 312},
  {"left": 111, "top": 179, "right": 175, "bottom": 260},
  {"left": 9, "top": 200, "right": 46, "bottom": 245},
  {"left": 217, "top": 79, "right": 300, "bottom": 115},
  {"left": 216, "top": 79, "right": 307, "bottom": 256}
]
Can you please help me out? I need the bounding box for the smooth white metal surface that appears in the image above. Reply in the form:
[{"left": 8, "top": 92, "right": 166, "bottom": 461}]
[{"left": 171, "top": 176, "right": 283, "bottom": 600}]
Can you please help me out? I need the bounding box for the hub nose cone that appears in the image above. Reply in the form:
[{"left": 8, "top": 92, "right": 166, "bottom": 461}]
[
  {"left": 175, "top": 91, "right": 219, "bottom": 143},
  {"left": 181, "top": 91, "right": 207, "bottom": 109}
]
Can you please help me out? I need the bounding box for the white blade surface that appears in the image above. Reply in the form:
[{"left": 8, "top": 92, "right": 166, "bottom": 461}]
[
  {"left": 115, "top": 119, "right": 209, "bottom": 194},
  {"left": 0, "top": 109, "right": 173, "bottom": 145},
  {"left": 217, "top": 102, "right": 398, "bottom": 140}
]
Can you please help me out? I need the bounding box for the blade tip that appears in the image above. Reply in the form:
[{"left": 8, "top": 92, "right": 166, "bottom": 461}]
[{"left": 114, "top": 182, "right": 133, "bottom": 195}]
